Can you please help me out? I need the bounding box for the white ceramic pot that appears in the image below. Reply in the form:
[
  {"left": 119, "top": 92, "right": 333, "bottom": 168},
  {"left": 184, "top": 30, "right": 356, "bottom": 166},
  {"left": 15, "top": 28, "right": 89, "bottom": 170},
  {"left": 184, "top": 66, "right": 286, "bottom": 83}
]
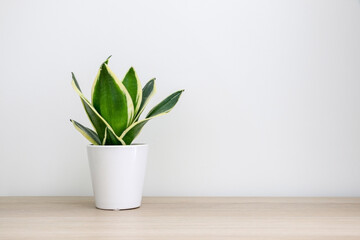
[{"left": 87, "top": 144, "right": 148, "bottom": 210}]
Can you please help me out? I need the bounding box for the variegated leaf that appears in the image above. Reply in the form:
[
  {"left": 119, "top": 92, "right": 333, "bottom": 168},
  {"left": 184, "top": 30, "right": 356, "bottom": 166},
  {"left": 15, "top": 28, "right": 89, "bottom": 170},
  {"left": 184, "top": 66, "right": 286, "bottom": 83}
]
[
  {"left": 146, "top": 90, "right": 184, "bottom": 118},
  {"left": 71, "top": 75, "right": 126, "bottom": 145},
  {"left": 91, "top": 58, "right": 134, "bottom": 136},
  {"left": 123, "top": 67, "right": 142, "bottom": 116},
  {"left": 70, "top": 119, "right": 101, "bottom": 145},
  {"left": 134, "top": 78, "right": 156, "bottom": 121},
  {"left": 120, "top": 90, "right": 184, "bottom": 145}
]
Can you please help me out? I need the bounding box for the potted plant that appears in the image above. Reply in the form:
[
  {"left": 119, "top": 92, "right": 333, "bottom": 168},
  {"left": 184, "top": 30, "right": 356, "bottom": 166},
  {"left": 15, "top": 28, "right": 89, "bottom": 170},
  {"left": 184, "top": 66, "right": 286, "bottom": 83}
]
[{"left": 70, "top": 56, "right": 183, "bottom": 210}]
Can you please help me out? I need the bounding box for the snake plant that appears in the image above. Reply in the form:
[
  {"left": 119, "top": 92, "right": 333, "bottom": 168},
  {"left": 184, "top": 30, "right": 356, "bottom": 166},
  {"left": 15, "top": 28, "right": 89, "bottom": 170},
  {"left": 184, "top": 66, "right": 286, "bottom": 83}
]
[{"left": 70, "top": 56, "right": 184, "bottom": 145}]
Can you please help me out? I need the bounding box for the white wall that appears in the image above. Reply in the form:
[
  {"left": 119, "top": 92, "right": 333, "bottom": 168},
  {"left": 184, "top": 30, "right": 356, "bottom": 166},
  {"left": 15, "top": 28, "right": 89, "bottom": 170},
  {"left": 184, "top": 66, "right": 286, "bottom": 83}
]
[{"left": 1, "top": 0, "right": 360, "bottom": 196}]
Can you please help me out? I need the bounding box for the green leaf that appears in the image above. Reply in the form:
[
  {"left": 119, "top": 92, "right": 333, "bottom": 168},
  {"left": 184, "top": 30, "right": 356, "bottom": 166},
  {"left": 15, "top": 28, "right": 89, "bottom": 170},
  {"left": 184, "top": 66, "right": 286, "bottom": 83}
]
[
  {"left": 134, "top": 78, "right": 156, "bottom": 121},
  {"left": 120, "top": 90, "right": 184, "bottom": 145},
  {"left": 121, "top": 119, "right": 150, "bottom": 145},
  {"left": 105, "top": 127, "right": 122, "bottom": 145},
  {"left": 101, "top": 127, "right": 122, "bottom": 145},
  {"left": 91, "top": 60, "right": 134, "bottom": 136},
  {"left": 72, "top": 73, "right": 106, "bottom": 141},
  {"left": 122, "top": 67, "right": 142, "bottom": 116},
  {"left": 146, "top": 90, "right": 184, "bottom": 118},
  {"left": 70, "top": 119, "right": 101, "bottom": 145},
  {"left": 71, "top": 75, "right": 126, "bottom": 145}
]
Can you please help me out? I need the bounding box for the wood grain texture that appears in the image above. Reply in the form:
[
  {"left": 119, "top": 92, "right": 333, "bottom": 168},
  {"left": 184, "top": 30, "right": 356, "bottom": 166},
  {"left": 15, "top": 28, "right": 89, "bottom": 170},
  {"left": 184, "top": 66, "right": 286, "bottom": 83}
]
[{"left": 0, "top": 197, "right": 360, "bottom": 240}]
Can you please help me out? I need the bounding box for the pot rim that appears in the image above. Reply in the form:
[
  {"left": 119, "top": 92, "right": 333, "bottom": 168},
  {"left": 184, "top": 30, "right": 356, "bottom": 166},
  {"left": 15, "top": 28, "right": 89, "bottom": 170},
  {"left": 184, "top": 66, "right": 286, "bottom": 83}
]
[{"left": 87, "top": 143, "right": 148, "bottom": 148}]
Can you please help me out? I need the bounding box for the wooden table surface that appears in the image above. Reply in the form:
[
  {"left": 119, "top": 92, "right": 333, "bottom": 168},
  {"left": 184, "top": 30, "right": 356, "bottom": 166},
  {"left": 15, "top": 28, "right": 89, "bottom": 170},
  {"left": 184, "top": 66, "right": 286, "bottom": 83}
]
[{"left": 1, "top": 197, "right": 360, "bottom": 240}]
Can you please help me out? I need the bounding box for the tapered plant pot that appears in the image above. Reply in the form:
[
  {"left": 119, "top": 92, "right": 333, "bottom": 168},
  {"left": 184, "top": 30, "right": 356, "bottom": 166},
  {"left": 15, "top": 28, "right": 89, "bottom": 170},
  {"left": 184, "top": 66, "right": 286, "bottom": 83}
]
[{"left": 87, "top": 144, "right": 148, "bottom": 210}]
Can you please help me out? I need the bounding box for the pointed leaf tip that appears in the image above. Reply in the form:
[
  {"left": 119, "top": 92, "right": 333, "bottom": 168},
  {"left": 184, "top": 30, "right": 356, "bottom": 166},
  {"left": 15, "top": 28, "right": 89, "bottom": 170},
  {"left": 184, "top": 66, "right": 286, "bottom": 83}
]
[
  {"left": 104, "top": 55, "right": 112, "bottom": 64},
  {"left": 92, "top": 59, "right": 134, "bottom": 136},
  {"left": 146, "top": 89, "right": 184, "bottom": 118},
  {"left": 133, "top": 77, "right": 157, "bottom": 121},
  {"left": 127, "top": 66, "right": 136, "bottom": 75},
  {"left": 122, "top": 66, "right": 142, "bottom": 117},
  {"left": 120, "top": 88, "right": 183, "bottom": 144},
  {"left": 71, "top": 120, "right": 101, "bottom": 145}
]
